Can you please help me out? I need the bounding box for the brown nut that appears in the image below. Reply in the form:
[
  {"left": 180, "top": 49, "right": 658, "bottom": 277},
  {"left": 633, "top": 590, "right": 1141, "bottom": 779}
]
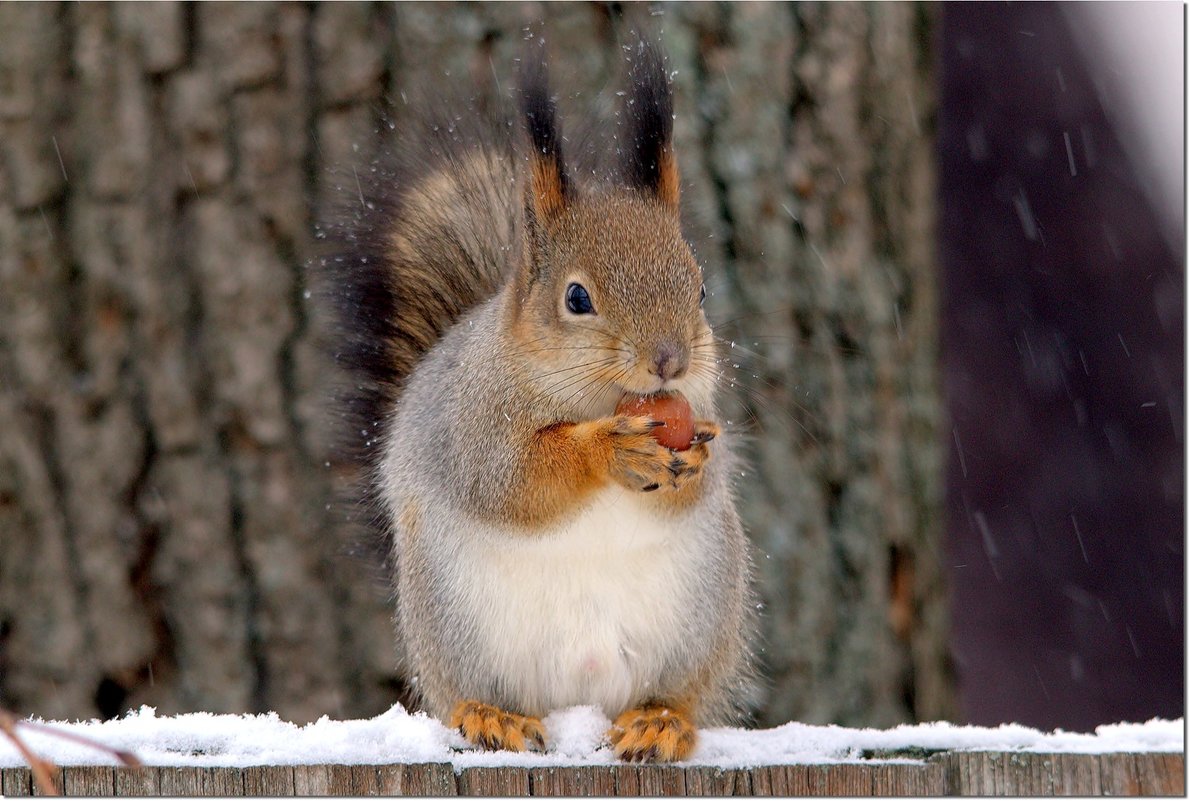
[{"left": 615, "top": 392, "right": 695, "bottom": 451}]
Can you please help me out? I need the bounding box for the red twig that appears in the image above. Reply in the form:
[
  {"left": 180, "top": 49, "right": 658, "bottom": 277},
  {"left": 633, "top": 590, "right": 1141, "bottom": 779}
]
[
  {"left": 0, "top": 710, "right": 60, "bottom": 796},
  {"left": 0, "top": 708, "right": 143, "bottom": 796},
  {"left": 15, "top": 720, "right": 142, "bottom": 767}
]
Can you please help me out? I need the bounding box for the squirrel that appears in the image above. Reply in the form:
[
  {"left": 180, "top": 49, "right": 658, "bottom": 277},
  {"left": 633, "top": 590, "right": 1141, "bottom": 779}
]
[{"left": 318, "top": 38, "right": 757, "bottom": 763}]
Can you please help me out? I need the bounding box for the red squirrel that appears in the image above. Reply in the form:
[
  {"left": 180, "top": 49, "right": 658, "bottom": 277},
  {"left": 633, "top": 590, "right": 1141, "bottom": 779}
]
[{"left": 320, "top": 38, "right": 757, "bottom": 763}]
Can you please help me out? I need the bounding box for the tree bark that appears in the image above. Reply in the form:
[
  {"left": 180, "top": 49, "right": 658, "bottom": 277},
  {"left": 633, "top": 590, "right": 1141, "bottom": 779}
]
[{"left": 0, "top": 1, "right": 950, "bottom": 727}]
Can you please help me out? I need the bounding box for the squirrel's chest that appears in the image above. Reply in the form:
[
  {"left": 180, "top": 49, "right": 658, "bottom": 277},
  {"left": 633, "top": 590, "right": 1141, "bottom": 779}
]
[{"left": 458, "top": 486, "right": 702, "bottom": 715}]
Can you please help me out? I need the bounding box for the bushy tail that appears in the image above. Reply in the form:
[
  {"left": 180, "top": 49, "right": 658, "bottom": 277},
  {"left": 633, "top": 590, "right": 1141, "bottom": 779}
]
[
  {"left": 313, "top": 42, "right": 585, "bottom": 567},
  {"left": 316, "top": 108, "right": 521, "bottom": 478}
]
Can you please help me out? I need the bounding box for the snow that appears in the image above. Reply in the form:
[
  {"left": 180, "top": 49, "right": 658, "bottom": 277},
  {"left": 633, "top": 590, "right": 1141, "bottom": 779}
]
[{"left": 0, "top": 705, "right": 1181, "bottom": 771}]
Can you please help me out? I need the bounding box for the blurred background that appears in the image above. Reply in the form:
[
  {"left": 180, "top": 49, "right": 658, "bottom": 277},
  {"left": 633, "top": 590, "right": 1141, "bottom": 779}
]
[
  {"left": 941, "top": 2, "right": 1183, "bottom": 730},
  {"left": 0, "top": 2, "right": 1182, "bottom": 732}
]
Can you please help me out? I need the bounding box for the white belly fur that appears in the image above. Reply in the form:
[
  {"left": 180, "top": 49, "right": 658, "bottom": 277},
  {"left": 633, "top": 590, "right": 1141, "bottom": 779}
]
[{"left": 457, "top": 485, "right": 699, "bottom": 717}]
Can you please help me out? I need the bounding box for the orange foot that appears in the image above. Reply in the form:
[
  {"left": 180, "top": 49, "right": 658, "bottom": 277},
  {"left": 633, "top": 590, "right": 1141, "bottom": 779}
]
[
  {"left": 448, "top": 700, "right": 546, "bottom": 752},
  {"left": 609, "top": 704, "right": 697, "bottom": 763}
]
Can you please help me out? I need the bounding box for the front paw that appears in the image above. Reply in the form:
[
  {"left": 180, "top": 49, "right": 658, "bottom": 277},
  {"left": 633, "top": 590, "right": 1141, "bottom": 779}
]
[
  {"left": 672, "top": 420, "right": 719, "bottom": 487},
  {"left": 604, "top": 416, "right": 718, "bottom": 493},
  {"left": 600, "top": 415, "right": 678, "bottom": 492}
]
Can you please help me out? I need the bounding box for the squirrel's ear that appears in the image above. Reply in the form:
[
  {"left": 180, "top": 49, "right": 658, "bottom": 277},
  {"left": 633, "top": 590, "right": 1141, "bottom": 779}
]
[
  {"left": 622, "top": 39, "right": 679, "bottom": 211},
  {"left": 520, "top": 43, "right": 572, "bottom": 228}
]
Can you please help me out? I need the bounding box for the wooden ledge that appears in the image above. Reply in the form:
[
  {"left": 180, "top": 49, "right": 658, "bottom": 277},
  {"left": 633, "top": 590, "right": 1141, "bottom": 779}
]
[{"left": 0, "top": 752, "right": 1183, "bottom": 796}]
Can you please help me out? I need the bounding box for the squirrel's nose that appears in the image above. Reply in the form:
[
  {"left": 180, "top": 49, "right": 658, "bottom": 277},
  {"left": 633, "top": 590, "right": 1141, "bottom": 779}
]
[{"left": 650, "top": 342, "right": 688, "bottom": 381}]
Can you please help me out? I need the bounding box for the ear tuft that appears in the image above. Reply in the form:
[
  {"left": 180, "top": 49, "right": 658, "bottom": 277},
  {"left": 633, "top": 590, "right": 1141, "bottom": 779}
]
[
  {"left": 622, "top": 38, "right": 679, "bottom": 210},
  {"left": 520, "top": 40, "right": 571, "bottom": 225}
]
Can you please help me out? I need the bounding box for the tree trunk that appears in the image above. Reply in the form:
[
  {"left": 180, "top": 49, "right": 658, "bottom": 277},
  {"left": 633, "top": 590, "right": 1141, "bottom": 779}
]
[{"left": 0, "top": 1, "right": 950, "bottom": 727}]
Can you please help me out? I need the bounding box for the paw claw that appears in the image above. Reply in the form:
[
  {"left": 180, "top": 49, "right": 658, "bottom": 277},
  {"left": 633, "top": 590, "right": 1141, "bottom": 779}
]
[{"left": 690, "top": 420, "right": 720, "bottom": 445}]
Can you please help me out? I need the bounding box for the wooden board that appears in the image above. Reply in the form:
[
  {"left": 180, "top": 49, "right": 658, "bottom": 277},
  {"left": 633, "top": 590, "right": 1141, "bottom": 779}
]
[
  {"left": 2, "top": 766, "right": 35, "bottom": 796},
  {"left": 457, "top": 766, "right": 531, "bottom": 795},
  {"left": 529, "top": 766, "right": 616, "bottom": 795},
  {"left": 241, "top": 766, "right": 293, "bottom": 796},
  {"left": 0, "top": 753, "right": 1181, "bottom": 796},
  {"left": 61, "top": 766, "right": 115, "bottom": 796}
]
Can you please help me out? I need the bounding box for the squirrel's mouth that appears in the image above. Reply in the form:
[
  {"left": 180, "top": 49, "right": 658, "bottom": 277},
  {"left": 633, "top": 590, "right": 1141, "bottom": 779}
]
[
  {"left": 618, "top": 371, "right": 683, "bottom": 400},
  {"left": 561, "top": 357, "right": 701, "bottom": 418}
]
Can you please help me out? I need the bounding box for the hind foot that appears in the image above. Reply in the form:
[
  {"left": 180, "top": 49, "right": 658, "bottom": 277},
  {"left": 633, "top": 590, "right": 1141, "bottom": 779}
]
[
  {"left": 609, "top": 703, "right": 697, "bottom": 763},
  {"left": 448, "top": 699, "right": 546, "bottom": 752}
]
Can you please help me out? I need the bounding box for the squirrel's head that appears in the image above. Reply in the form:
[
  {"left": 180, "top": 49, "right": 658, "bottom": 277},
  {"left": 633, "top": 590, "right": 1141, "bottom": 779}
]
[{"left": 509, "top": 39, "right": 715, "bottom": 418}]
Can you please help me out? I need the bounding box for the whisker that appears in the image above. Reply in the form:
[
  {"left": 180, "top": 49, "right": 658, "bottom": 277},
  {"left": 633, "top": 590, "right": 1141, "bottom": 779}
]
[
  {"left": 709, "top": 358, "right": 820, "bottom": 421},
  {"left": 732, "top": 333, "right": 871, "bottom": 358},
  {"left": 710, "top": 335, "right": 768, "bottom": 363},
  {"left": 520, "top": 344, "right": 632, "bottom": 355},
  {"left": 539, "top": 366, "right": 618, "bottom": 401},
  {"left": 514, "top": 334, "right": 631, "bottom": 357},
  {"left": 567, "top": 322, "right": 639, "bottom": 353},
  {"left": 709, "top": 305, "right": 795, "bottom": 332},
  {"left": 528, "top": 356, "right": 622, "bottom": 383},
  {"left": 689, "top": 361, "right": 823, "bottom": 446},
  {"left": 576, "top": 364, "right": 632, "bottom": 418},
  {"left": 539, "top": 360, "right": 625, "bottom": 405},
  {"left": 556, "top": 364, "right": 626, "bottom": 410},
  {"left": 702, "top": 330, "right": 871, "bottom": 363}
]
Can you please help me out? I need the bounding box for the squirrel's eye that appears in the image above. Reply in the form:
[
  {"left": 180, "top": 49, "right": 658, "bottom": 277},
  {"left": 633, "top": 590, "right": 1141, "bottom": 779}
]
[
  {"left": 699, "top": 284, "right": 707, "bottom": 307},
  {"left": 565, "top": 283, "right": 595, "bottom": 315}
]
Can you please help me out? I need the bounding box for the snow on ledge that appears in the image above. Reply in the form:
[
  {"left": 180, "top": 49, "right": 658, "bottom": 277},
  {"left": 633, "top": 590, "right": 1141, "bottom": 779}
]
[{"left": 0, "top": 705, "right": 1182, "bottom": 771}]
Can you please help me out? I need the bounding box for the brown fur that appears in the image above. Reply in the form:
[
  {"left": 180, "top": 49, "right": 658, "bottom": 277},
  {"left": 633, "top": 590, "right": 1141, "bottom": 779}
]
[
  {"left": 383, "top": 151, "right": 519, "bottom": 383},
  {"left": 655, "top": 146, "right": 681, "bottom": 211},
  {"left": 494, "top": 415, "right": 717, "bottom": 529},
  {"left": 506, "top": 194, "right": 709, "bottom": 402},
  {"left": 529, "top": 156, "right": 569, "bottom": 227}
]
